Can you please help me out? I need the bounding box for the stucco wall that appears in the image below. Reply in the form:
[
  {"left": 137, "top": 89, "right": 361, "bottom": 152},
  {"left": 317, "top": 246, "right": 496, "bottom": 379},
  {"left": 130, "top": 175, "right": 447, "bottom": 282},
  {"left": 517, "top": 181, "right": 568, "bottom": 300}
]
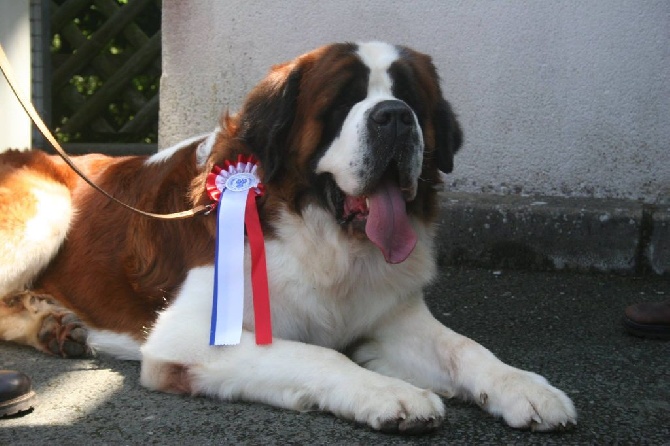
[
  {"left": 160, "top": 0, "right": 669, "bottom": 204},
  {"left": 0, "top": 0, "right": 31, "bottom": 151}
]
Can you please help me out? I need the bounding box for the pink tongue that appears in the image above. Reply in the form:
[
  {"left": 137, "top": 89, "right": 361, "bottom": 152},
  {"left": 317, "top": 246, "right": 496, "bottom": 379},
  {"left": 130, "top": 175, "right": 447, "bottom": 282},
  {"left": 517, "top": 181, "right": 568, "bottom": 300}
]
[{"left": 365, "top": 180, "right": 417, "bottom": 264}]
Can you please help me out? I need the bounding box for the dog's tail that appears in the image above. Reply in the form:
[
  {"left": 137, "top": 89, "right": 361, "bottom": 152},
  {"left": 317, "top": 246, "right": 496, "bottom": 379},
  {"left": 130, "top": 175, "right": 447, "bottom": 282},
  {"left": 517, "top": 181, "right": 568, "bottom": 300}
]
[{"left": 87, "top": 330, "right": 142, "bottom": 361}]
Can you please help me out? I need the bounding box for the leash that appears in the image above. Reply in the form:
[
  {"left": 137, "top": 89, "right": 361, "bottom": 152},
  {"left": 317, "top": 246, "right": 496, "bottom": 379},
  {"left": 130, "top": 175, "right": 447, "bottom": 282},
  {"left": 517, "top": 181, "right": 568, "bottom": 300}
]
[{"left": 0, "top": 43, "right": 213, "bottom": 220}]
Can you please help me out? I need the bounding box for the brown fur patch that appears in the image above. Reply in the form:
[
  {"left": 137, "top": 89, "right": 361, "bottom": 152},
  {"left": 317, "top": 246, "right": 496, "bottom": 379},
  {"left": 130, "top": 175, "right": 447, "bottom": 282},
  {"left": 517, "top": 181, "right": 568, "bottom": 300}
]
[{"left": 30, "top": 144, "right": 216, "bottom": 339}]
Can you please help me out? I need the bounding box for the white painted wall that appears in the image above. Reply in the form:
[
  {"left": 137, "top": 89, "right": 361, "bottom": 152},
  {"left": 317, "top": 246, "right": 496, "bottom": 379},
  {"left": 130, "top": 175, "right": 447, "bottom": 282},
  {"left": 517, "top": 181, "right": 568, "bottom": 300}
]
[
  {"left": 160, "top": 0, "right": 670, "bottom": 204},
  {"left": 0, "top": 0, "right": 31, "bottom": 151}
]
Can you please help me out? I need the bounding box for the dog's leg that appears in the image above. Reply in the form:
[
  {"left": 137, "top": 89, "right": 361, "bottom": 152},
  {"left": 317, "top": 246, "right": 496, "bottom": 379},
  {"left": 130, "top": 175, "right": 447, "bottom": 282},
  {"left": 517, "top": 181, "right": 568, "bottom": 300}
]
[
  {"left": 0, "top": 291, "right": 91, "bottom": 358},
  {"left": 142, "top": 332, "right": 444, "bottom": 433},
  {"left": 0, "top": 160, "right": 82, "bottom": 357},
  {"left": 140, "top": 267, "right": 444, "bottom": 434},
  {"left": 350, "top": 298, "right": 577, "bottom": 431}
]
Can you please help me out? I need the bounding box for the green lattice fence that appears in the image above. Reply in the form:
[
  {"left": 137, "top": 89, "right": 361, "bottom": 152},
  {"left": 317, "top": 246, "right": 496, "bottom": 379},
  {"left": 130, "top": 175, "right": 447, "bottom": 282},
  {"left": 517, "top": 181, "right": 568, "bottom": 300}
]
[{"left": 50, "top": 0, "right": 161, "bottom": 152}]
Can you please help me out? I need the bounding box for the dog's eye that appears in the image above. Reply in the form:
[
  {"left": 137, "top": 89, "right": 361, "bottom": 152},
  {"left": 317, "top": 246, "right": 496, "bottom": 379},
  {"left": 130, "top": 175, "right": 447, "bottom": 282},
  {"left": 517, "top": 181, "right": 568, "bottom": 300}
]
[{"left": 333, "top": 80, "right": 366, "bottom": 113}]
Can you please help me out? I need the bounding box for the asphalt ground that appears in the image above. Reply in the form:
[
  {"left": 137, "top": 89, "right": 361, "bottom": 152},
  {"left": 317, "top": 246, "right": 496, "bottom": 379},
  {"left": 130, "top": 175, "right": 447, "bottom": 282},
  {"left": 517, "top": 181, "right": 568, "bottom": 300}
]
[{"left": 1, "top": 267, "right": 668, "bottom": 445}]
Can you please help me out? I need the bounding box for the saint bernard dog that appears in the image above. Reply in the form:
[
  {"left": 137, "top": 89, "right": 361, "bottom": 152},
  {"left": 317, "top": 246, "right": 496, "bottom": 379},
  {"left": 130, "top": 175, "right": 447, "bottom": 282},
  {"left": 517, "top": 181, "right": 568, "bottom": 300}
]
[{"left": 0, "top": 42, "right": 576, "bottom": 433}]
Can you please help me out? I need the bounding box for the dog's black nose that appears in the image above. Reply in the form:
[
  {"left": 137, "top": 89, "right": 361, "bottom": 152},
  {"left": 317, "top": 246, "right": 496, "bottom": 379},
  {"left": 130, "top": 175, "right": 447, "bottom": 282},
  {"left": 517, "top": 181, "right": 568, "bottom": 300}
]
[{"left": 369, "top": 100, "right": 414, "bottom": 130}]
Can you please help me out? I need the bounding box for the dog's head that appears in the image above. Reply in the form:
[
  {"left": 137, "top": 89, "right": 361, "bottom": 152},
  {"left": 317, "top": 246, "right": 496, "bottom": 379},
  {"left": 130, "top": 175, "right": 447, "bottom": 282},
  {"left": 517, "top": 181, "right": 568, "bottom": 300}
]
[{"left": 209, "top": 42, "right": 462, "bottom": 263}]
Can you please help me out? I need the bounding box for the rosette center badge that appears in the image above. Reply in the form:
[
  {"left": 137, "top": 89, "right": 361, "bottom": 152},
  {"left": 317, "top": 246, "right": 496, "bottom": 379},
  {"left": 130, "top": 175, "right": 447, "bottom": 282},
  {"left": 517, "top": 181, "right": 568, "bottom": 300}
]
[{"left": 223, "top": 172, "right": 258, "bottom": 192}]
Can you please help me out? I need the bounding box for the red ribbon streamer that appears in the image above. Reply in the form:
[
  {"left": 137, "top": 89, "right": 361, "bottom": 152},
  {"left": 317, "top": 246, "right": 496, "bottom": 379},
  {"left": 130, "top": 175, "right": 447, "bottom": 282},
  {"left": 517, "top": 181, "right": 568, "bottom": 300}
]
[{"left": 245, "top": 185, "right": 273, "bottom": 345}]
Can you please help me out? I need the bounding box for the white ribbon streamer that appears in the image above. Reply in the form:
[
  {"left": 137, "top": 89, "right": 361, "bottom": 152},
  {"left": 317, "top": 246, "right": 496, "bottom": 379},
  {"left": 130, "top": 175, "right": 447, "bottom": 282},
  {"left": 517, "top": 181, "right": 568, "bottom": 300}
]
[{"left": 211, "top": 189, "right": 247, "bottom": 345}]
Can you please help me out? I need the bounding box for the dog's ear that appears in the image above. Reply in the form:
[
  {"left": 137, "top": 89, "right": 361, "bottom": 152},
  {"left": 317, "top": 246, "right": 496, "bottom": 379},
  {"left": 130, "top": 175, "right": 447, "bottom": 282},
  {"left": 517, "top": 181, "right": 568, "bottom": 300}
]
[
  {"left": 433, "top": 97, "right": 463, "bottom": 174},
  {"left": 238, "top": 65, "right": 302, "bottom": 183}
]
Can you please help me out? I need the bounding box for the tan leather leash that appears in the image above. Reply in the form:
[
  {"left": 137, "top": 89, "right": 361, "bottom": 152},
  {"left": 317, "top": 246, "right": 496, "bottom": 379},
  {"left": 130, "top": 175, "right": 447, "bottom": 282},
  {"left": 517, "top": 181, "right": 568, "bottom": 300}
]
[{"left": 0, "top": 44, "right": 213, "bottom": 220}]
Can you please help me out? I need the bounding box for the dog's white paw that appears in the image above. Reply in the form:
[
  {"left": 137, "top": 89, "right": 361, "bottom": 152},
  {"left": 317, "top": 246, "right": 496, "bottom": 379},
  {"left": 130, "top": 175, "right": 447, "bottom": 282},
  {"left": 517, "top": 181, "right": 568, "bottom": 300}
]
[
  {"left": 482, "top": 370, "right": 577, "bottom": 431},
  {"left": 348, "top": 380, "right": 445, "bottom": 434}
]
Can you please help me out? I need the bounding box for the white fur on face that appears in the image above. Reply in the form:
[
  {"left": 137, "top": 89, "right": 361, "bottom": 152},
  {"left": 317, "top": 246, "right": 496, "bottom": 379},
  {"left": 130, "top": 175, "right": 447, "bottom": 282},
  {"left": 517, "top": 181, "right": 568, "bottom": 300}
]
[
  {"left": 357, "top": 41, "right": 399, "bottom": 96},
  {"left": 315, "top": 98, "right": 371, "bottom": 195},
  {"left": 315, "top": 41, "right": 423, "bottom": 197}
]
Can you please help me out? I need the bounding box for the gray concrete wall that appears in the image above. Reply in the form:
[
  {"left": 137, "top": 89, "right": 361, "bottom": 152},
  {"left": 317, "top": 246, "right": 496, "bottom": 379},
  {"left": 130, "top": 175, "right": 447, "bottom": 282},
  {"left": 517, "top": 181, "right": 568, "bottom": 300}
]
[{"left": 160, "top": 0, "right": 669, "bottom": 205}]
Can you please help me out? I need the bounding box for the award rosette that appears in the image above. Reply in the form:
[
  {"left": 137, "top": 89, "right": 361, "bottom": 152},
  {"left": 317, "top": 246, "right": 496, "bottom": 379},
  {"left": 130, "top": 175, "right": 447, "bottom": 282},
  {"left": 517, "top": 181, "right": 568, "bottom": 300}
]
[{"left": 206, "top": 154, "right": 272, "bottom": 345}]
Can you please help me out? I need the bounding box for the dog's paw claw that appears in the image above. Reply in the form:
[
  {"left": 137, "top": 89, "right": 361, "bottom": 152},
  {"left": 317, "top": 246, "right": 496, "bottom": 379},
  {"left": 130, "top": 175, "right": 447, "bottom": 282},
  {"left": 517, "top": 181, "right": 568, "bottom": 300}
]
[
  {"left": 355, "top": 383, "right": 445, "bottom": 434},
  {"left": 490, "top": 370, "right": 577, "bottom": 432},
  {"left": 379, "top": 415, "right": 442, "bottom": 435}
]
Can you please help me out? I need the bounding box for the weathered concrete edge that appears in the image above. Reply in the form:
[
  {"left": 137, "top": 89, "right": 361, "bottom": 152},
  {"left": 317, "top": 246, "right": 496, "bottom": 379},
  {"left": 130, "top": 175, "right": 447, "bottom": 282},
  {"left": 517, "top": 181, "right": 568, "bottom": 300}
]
[{"left": 435, "top": 191, "right": 669, "bottom": 275}]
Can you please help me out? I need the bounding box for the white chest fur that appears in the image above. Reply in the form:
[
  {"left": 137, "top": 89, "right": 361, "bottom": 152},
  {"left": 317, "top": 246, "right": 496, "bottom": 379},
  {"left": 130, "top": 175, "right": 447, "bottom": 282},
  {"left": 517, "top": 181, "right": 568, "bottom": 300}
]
[{"left": 255, "top": 204, "right": 436, "bottom": 348}]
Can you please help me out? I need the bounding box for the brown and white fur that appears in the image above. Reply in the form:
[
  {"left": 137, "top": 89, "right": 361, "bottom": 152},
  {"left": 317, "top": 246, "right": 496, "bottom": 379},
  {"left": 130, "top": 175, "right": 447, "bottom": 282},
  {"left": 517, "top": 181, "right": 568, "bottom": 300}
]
[{"left": 0, "top": 42, "right": 576, "bottom": 433}]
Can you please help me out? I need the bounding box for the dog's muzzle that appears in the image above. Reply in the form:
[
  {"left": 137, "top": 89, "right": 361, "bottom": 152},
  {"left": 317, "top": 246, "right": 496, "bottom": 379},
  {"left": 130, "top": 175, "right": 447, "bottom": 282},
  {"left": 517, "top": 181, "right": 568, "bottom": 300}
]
[{"left": 363, "top": 100, "right": 423, "bottom": 200}]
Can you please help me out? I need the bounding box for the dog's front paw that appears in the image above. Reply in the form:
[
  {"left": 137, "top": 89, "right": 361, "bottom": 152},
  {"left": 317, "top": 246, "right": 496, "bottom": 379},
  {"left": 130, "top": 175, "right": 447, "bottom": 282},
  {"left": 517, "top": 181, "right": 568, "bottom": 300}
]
[
  {"left": 350, "top": 381, "right": 445, "bottom": 434},
  {"left": 39, "top": 311, "right": 91, "bottom": 358},
  {"left": 482, "top": 370, "right": 576, "bottom": 431}
]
